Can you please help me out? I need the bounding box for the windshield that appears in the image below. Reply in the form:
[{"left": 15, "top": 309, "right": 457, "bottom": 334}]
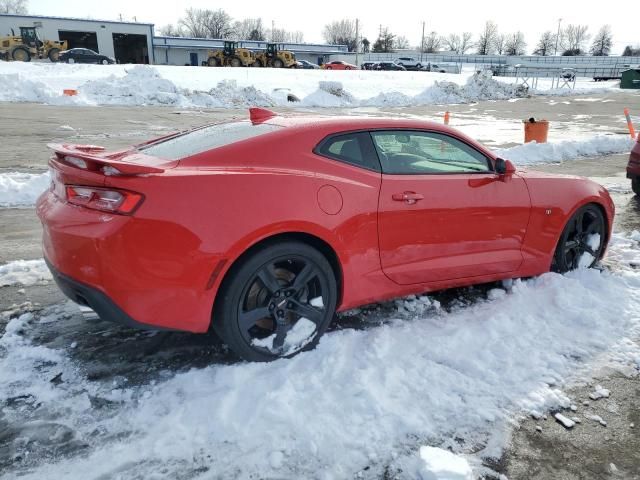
[{"left": 139, "top": 121, "right": 282, "bottom": 160}]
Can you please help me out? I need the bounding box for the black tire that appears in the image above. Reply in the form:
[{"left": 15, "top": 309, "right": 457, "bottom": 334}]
[
  {"left": 632, "top": 178, "right": 640, "bottom": 196},
  {"left": 252, "top": 60, "right": 262, "bottom": 68},
  {"left": 213, "top": 241, "right": 338, "bottom": 362},
  {"left": 272, "top": 58, "right": 284, "bottom": 68},
  {"left": 207, "top": 57, "right": 219, "bottom": 67},
  {"left": 553, "top": 204, "right": 606, "bottom": 273},
  {"left": 48, "top": 48, "right": 60, "bottom": 62},
  {"left": 11, "top": 46, "right": 30, "bottom": 62},
  {"left": 101, "top": 58, "right": 109, "bottom": 65},
  {"left": 67, "top": 57, "right": 75, "bottom": 64},
  {"left": 229, "top": 57, "right": 242, "bottom": 67}
]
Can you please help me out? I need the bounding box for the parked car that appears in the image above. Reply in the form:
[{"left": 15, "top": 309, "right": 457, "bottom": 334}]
[
  {"left": 627, "top": 137, "right": 640, "bottom": 195},
  {"left": 59, "top": 48, "right": 115, "bottom": 65},
  {"left": 426, "top": 62, "right": 460, "bottom": 74},
  {"left": 38, "top": 108, "right": 614, "bottom": 362},
  {"left": 361, "top": 61, "right": 379, "bottom": 70},
  {"left": 396, "top": 57, "right": 423, "bottom": 70},
  {"left": 322, "top": 60, "right": 357, "bottom": 70},
  {"left": 376, "top": 61, "right": 406, "bottom": 71},
  {"left": 296, "top": 59, "right": 320, "bottom": 69}
]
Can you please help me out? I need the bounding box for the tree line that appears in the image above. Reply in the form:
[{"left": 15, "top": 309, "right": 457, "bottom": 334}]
[
  {"left": 323, "top": 19, "right": 632, "bottom": 57},
  {"left": 158, "top": 8, "right": 304, "bottom": 43}
]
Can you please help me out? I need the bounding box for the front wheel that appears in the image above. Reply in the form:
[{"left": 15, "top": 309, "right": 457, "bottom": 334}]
[
  {"left": 229, "top": 57, "right": 242, "bottom": 67},
  {"left": 67, "top": 57, "right": 75, "bottom": 64},
  {"left": 553, "top": 204, "right": 606, "bottom": 273},
  {"left": 632, "top": 178, "right": 640, "bottom": 196},
  {"left": 213, "top": 241, "right": 337, "bottom": 362},
  {"left": 101, "top": 59, "right": 109, "bottom": 65}
]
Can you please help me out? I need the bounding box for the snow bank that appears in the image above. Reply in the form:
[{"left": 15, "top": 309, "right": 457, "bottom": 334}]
[
  {"left": 0, "top": 171, "right": 50, "bottom": 207},
  {"left": 0, "top": 64, "right": 537, "bottom": 108},
  {"left": 0, "top": 259, "right": 51, "bottom": 286},
  {"left": 496, "top": 135, "right": 634, "bottom": 165},
  {"left": 2, "top": 233, "right": 640, "bottom": 479},
  {"left": 399, "top": 447, "right": 474, "bottom": 480}
]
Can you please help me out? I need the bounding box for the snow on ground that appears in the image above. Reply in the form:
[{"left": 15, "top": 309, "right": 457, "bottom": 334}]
[
  {"left": 496, "top": 135, "right": 635, "bottom": 165},
  {"left": 0, "top": 62, "right": 618, "bottom": 109},
  {"left": 0, "top": 259, "right": 50, "bottom": 287},
  {"left": 1, "top": 234, "right": 640, "bottom": 479},
  {"left": 0, "top": 171, "right": 50, "bottom": 207}
]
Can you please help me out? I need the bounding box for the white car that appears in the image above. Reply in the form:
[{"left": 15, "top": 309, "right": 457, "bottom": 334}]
[
  {"left": 396, "top": 57, "right": 423, "bottom": 69},
  {"left": 427, "top": 62, "right": 460, "bottom": 74}
]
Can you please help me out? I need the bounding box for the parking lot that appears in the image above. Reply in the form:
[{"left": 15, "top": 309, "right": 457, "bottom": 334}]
[{"left": 1, "top": 91, "right": 639, "bottom": 478}]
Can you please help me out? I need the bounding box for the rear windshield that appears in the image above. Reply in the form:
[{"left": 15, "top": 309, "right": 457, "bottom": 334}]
[{"left": 139, "top": 121, "right": 281, "bottom": 160}]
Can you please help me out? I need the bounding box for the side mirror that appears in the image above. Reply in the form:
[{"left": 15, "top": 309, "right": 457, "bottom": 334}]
[{"left": 495, "top": 158, "right": 516, "bottom": 175}]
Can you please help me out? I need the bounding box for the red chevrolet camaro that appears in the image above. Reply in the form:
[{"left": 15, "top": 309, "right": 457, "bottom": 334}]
[{"left": 37, "top": 108, "right": 614, "bottom": 361}]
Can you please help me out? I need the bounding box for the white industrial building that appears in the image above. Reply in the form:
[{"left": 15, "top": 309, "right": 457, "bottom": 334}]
[
  {"left": 0, "top": 14, "right": 348, "bottom": 66},
  {"left": 0, "top": 14, "right": 154, "bottom": 63}
]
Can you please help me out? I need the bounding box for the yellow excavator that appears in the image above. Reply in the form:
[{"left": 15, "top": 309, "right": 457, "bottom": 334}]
[
  {"left": 0, "top": 26, "right": 67, "bottom": 62},
  {"left": 253, "top": 43, "right": 297, "bottom": 68},
  {"left": 207, "top": 41, "right": 255, "bottom": 67}
]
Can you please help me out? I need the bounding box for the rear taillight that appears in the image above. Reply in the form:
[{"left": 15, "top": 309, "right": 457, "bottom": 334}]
[{"left": 65, "top": 186, "right": 143, "bottom": 214}]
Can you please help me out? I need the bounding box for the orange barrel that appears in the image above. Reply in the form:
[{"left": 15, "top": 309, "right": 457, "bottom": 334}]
[
  {"left": 63, "top": 89, "right": 78, "bottom": 96},
  {"left": 523, "top": 118, "right": 549, "bottom": 143}
]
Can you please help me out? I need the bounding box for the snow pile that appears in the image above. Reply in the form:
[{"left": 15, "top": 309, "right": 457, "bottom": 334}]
[
  {"left": 0, "top": 73, "right": 55, "bottom": 103},
  {"left": 195, "top": 79, "right": 276, "bottom": 107},
  {"left": 0, "top": 171, "right": 50, "bottom": 207},
  {"left": 0, "top": 259, "right": 51, "bottom": 287},
  {"left": 301, "top": 80, "right": 357, "bottom": 107},
  {"left": 399, "top": 447, "right": 474, "bottom": 480},
  {"left": 496, "top": 135, "right": 634, "bottom": 165},
  {"left": 3, "top": 237, "right": 640, "bottom": 479}
]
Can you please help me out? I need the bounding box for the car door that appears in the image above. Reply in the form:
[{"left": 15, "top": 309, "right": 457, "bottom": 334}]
[{"left": 373, "top": 130, "right": 531, "bottom": 285}]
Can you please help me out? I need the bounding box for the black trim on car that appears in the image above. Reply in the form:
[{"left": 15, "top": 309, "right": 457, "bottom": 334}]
[{"left": 313, "top": 131, "right": 382, "bottom": 172}]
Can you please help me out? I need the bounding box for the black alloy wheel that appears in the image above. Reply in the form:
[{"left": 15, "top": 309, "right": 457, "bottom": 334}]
[
  {"left": 553, "top": 204, "right": 606, "bottom": 272},
  {"left": 214, "top": 242, "right": 337, "bottom": 362}
]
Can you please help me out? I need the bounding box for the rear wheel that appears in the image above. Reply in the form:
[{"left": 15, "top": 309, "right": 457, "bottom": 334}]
[
  {"left": 48, "top": 48, "right": 60, "bottom": 62},
  {"left": 632, "top": 178, "right": 640, "bottom": 196},
  {"left": 67, "top": 57, "right": 75, "bottom": 64},
  {"left": 101, "top": 58, "right": 109, "bottom": 65},
  {"left": 553, "top": 204, "right": 606, "bottom": 273},
  {"left": 11, "top": 47, "right": 30, "bottom": 62},
  {"left": 207, "top": 57, "right": 219, "bottom": 67},
  {"left": 213, "top": 241, "right": 337, "bottom": 362},
  {"left": 272, "top": 58, "right": 284, "bottom": 68},
  {"left": 252, "top": 60, "right": 262, "bottom": 68},
  {"left": 229, "top": 57, "right": 242, "bottom": 67}
]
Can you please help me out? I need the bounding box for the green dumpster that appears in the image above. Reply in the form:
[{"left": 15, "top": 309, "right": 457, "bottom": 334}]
[{"left": 621, "top": 69, "right": 640, "bottom": 89}]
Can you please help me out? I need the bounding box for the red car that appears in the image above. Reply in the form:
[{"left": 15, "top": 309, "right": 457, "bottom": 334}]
[
  {"left": 627, "top": 137, "right": 640, "bottom": 195},
  {"left": 322, "top": 60, "right": 357, "bottom": 70},
  {"left": 37, "top": 109, "right": 614, "bottom": 361}
]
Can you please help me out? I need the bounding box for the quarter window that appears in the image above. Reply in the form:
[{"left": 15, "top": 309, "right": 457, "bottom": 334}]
[
  {"left": 315, "top": 132, "right": 380, "bottom": 172},
  {"left": 370, "top": 131, "right": 492, "bottom": 174}
]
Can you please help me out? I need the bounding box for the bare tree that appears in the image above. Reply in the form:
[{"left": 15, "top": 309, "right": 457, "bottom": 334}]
[
  {"left": 421, "top": 31, "right": 441, "bottom": 53},
  {"left": 158, "top": 24, "right": 185, "bottom": 37},
  {"left": 459, "top": 32, "right": 474, "bottom": 54},
  {"left": 269, "top": 28, "right": 288, "bottom": 42},
  {"left": 494, "top": 34, "right": 506, "bottom": 55},
  {"left": 0, "top": 0, "right": 27, "bottom": 14},
  {"left": 590, "top": 25, "right": 613, "bottom": 56},
  {"left": 533, "top": 31, "right": 555, "bottom": 56},
  {"left": 442, "top": 33, "right": 461, "bottom": 53},
  {"left": 232, "top": 18, "right": 265, "bottom": 41},
  {"left": 561, "top": 24, "right": 590, "bottom": 55},
  {"left": 476, "top": 21, "right": 498, "bottom": 55},
  {"left": 289, "top": 31, "right": 304, "bottom": 43},
  {"left": 505, "top": 31, "right": 527, "bottom": 55},
  {"left": 206, "top": 9, "right": 233, "bottom": 39},
  {"left": 179, "top": 8, "right": 210, "bottom": 38},
  {"left": 322, "top": 19, "right": 357, "bottom": 51},
  {"left": 395, "top": 35, "right": 410, "bottom": 49}
]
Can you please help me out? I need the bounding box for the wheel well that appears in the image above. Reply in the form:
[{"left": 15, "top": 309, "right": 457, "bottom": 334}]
[
  {"left": 554, "top": 201, "right": 610, "bottom": 263},
  {"left": 211, "top": 232, "right": 343, "bottom": 325}
]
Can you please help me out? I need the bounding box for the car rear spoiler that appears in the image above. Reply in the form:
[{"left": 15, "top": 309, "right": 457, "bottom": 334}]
[{"left": 48, "top": 143, "right": 167, "bottom": 175}]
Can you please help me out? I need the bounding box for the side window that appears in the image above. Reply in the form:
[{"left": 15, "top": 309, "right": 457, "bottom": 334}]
[
  {"left": 316, "top": 132, "right": 380, "bottom": 172},
  {"left": 371, "top": 130, "right": 492, "bottom": 175}
]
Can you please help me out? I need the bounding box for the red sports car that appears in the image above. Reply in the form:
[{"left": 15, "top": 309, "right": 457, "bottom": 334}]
[
  {"left": 322, "top": 60, "right": 358, "bottom": 70},
  {"left": 627, "top": 137, "right": 640, "bottom": 195},
  {"left": 37, "top": 109, "right": 614, "bottom": 361}
]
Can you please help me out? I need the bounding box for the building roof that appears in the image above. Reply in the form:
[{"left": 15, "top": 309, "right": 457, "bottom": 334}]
[{"left": 0, "top": 13, "right": 154, "bottom": 27}]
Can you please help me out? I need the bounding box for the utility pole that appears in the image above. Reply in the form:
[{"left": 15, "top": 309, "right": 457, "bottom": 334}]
[
  {"left": 554, "top": 18, "right": 562, "bottom": 55},
  {"left": 420, "top": 21, "right": 425, "bottom": 62},
  {"left": 355, "top": 18, "right": 359, "bottom": 66}
]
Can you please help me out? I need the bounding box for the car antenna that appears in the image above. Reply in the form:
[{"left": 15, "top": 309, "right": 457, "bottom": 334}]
[{"left": 249, "top": 107, "right": 277, "bottom": 124}]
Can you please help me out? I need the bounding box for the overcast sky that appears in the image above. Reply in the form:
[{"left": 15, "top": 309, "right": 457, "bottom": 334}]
[{"left": 28, "top": 0, "right": 637, "bottom": 54}]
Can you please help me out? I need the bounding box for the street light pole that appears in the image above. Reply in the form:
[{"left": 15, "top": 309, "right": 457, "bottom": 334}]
[
  {"left": 420, "top": 21, "right": 425, "bottom": 62},
  {"left": 355, "top": 18, "right": 359, "bottom": 66},
  {"left": 554, "top": 18, "right": 562, "bottom": 55}
]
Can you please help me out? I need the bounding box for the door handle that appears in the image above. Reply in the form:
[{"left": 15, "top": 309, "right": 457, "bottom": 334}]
[{"left": 392, "top": 191, "right": 424, "bottom": 204}]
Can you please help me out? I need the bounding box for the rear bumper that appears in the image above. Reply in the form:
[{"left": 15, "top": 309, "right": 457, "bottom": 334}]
[{"left": 45, "top": 257, "right": 171, "bottom": 330}]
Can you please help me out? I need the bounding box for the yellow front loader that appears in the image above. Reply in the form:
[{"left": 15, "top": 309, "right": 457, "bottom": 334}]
[
  {"left": 0, "top": 27, "right": 67, "bottom": 62},
  {"left": 253, "top": 43, "right": 297, "bottom": 68},
  {"left": 207, "top": 41, "right": 255, "bottom": 67}
]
